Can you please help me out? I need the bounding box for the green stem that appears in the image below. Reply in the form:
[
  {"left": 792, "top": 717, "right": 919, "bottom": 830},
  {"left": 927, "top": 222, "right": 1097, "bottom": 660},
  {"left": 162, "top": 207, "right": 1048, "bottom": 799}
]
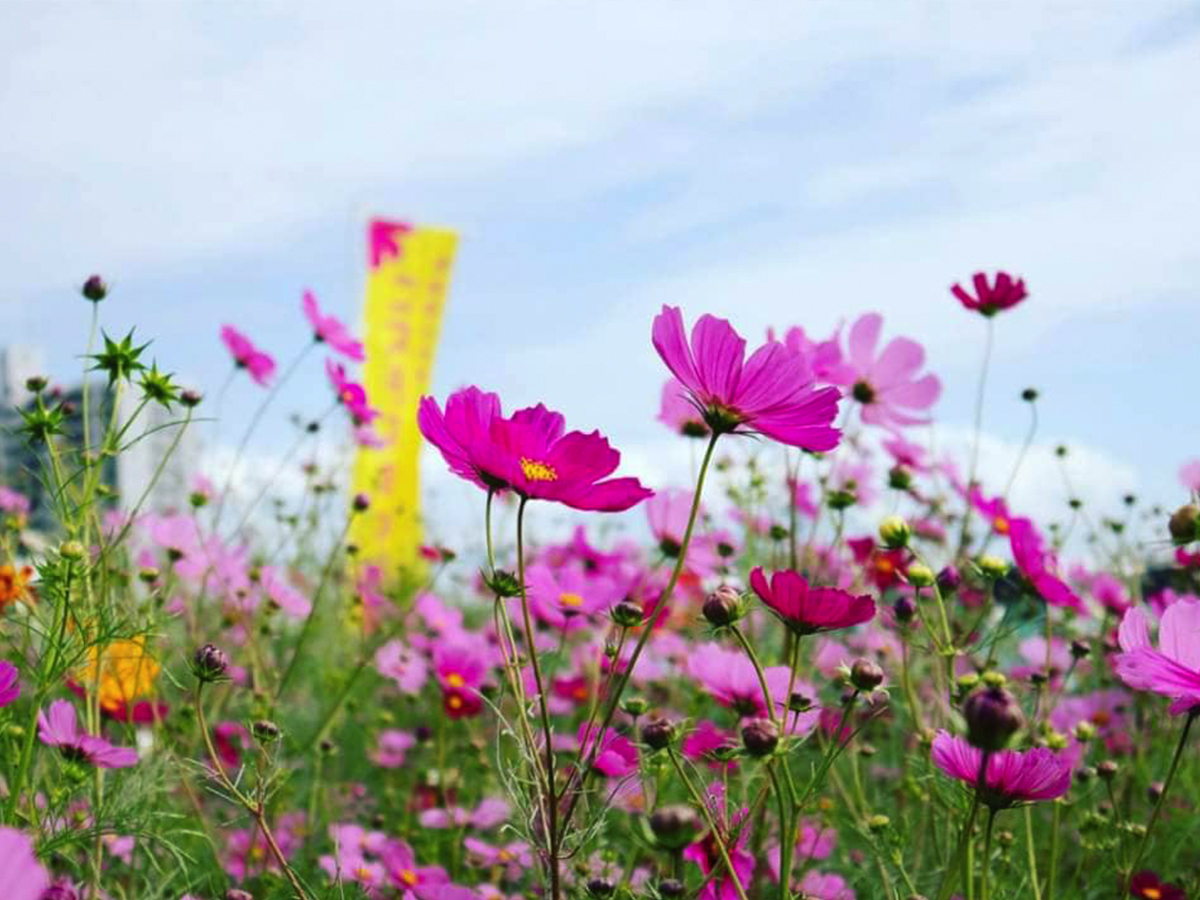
[
  {"left": 1024, "top": 806, "right": 1044, "bottom": 900},
  {"left": 1124, "top": 709, "right": 1196, "bottom": 891},
  {"left": 980, "top": 807, "right": 996, "bottom": 900},
  {"left": 668, "top": 749, "right": 750, "bottom": 900},
  {"left": 1046, "top": 800, "right": 1060, "bottom": 900}
]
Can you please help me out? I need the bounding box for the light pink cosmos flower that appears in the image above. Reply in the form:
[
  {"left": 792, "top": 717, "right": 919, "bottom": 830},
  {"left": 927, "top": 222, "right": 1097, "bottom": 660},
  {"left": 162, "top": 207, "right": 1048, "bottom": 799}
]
[
  {"left": 781, "top": 325, "right": 847, "bottom": 383},
  {"left": 683, "top": 783, "right": 754, "bottom": 900},
  {"left": 37, "top": 700, "right": 138, "bottom": 768},
  {"left": 0, "top": 486, "right": 30, "bottom": 516},
  {"left": 1113, "top": 601, "right": 1200, "bottom": 714},
  {"left": 1180, "top": 459, "right": 1200, "bottom": 493},
  {"left": 645, "top": 488, "right": 723, "bottom": 575},
  {"left": 1009, "top": 517, "right": 1084, "bottom": 612},
  {"left": 225, "top": 812, "right": 304, "bottom": 881},
  {"left": 651, "top": 305, "right": 842, "bottom": 450},
  {"left": 219, "top": 325, "right": 275, "bottom": 386},
  {"left": 951, "top": 270, "right": 1028, "bottom": 316},
  {"left": 577, "top": 723, "right": 638, "bottom": 778},
  {"left": 259, "top": 565, "right": 312, "bottom": 619},
  {"left": 419, "top": 798, "right": 509, "bottom": 830},
  {"left": 686, "top": 643, "right": 796, "bottom": 719},
  {"left": 658, "top": 378, "right": 710, "bottom": 438},
  {"left": 798, "top": 871, "right": 857, "bottom": 900},
  {"left": 0, "top": 661, "right": 20, "bottom": 707},
  {"left": 525, "top": 563, "right": 622, "bottom": 631},
  {"left": 750, "top": 568, "right": 875, "bottom": 636},
  {"left": 883, "top": 434, "right": 930, "bottom": 472},
  {"left": 930, "top": 731, "right": 1071, "bottom": 808},
  {"left": 374, "top": 640, "right": 429, "bottom": 695},
  {"left": 378, "top": 838, "right": 448, "bottom": 894},
  {"left": 0, "top": 826, "right": 50, "bottom": 900},
  {"left": 1090, "top": 572, "right": 1131, "bottom": 616},
  {"left": 418, "top": 387, "right": 653, "bottom": 512},
  {"left": 303, "top": 290, "right": 364, "bottom": 361},
  {"left": 830, "top": 313, "right": 941, "bottom": 428},
  {"left": 462, "top": 837, "right": 533, "bottom": 881},
  {"left": 370, "top": 730, "right": 416, "bottom": 768}
]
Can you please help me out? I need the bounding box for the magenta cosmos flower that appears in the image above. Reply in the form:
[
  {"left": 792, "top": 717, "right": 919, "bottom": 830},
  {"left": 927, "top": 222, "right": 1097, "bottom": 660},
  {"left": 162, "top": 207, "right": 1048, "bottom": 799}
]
[
  {"left": 951, "top": 271, "right": 1028, "bottom": 316},
  {"left": 38, "top": 700, "right": 138, "bottom": 768},
  {"left": 1113, "top": 601, "right": 1200, "bottom": 714},
  {"left": 931, "top": 731, "right": 1071, "bottom": 809},
  {"left": 325, "top": 359, "right": 378, "bottom": 426},
  {"left": 1009, "top": 517, "right": 1084, "bottom": 612},
  {"left": 830, "top": 313, "right": 941, "bottom": 428},
  {"left": 219, "top": 325, "right": 275, "bottom": 386},
  {"left": 302, "top": 290, "right": 364, "bottom": 361},
  {"left": 418, "top": 386, "right": 652, "bottom": 512},
  {"left": 0, "top": 827, "right": 50, "bottom": 900},
  {"left": 651, "top": 306, "right": 841, "bottom": 450},
  {"left": 0, "top": 661, "right": 19, "bottom": 707},
  {"left": 750, "top": 568, "right": 875, "bottom": 636}
]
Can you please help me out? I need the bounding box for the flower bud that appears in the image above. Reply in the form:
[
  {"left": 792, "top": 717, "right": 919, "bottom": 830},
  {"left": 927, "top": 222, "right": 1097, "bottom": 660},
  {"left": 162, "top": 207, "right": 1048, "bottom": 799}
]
[
  {"left": 956, "top": 672, "right": 981, "bottom": 693},
  {"left": 586, "top": 878, "right": 615, "bottom": 898},
  {"left": 1147, "top": 781, "right": 1164, "bottom": 802},
  {"left": 81, "top": 274, "right": 108, "bottom": 302},
  {"left": 1069, "top": 639, "right": 1091, "bottom": 660},
  {"left": 138, "top": 567, "right": 160, "bottom": 584},
  {"left": 981, "top": 671, "right": 1007, "bottom": 688},
  {"left": 963, "top": 686, "right": 1023, "bottom": 751},
  {"left": 1045, "top": 731, "right": 1069, "bottom": 751},
  {"left": 879, "top": 515, "right": 911, "bottom": 549},
  {"left": 1021, "top": 387, "right": 1038, "bottom": 402},
  {"left": 888, "top": 465, "right": 912, "bottom": 491},
  {"left": 936, "top": 565, "right": 962, "bottom": 594},
  {"left": 648, "top": 805, "right": 702, "bottom": 850},
  {"left": 611, "top": 601, "right": 646, "bottom": 629},
  {"left": 192, "top": 644, "right": 229, "bottom": 683},
  {"left": 1096, "top": 760, "right": 1119, "bottom": 781},
  {"left": 867, "top": 814, "right": 891, "bottom": 832},
  {"left": 702, "top": 585, "right": 741, "bottom": 627},
  {"left": 225, "top": 891, "right": 254, "bottom": 900},
  {"left": 1168, "top": 504, "right": 1200, "bottom": 545},
  {"left": 906, "top": 563, "right": 934, "bottom": 588},
  {"left": 741, "top": 718, "right": 779, "bottom": 757},
  {"left": 641, "top": 717, "right": 676, "bottom": 751},
  {"left": 850, "top": 658, "right": 884, "bottom": 692},
  {"left": 1073, "top": 721, "right": 1096, "bottom": 743},
  {"left": 658, "top": 880, "right": 686, "bottom": 899},
  {"left": 251, "top": 719, "right": 281, "bottom": 743},
  {"left": 892, "top": 596, "right": 916, "bottom": 624},
  {"left": 978, "top": 555, "right": 1009, "bottom": 578},
  {"left": 352, "top": 492, "right": 371, "bottom": 512},
  {"left": 621, "top": 697, "right": 648, "bottom": 717},
  {"left": 24, "top": 375, "right": 48, "bottom": 393},
  {"left": 59, "top": 540, "right": 85, "bottom": 561}
]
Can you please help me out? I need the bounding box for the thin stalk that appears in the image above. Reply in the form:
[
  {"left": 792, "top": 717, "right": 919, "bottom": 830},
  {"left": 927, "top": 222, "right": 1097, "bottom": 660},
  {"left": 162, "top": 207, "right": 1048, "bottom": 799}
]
[
  {"left": 1024, "top": 806, "right": 1044, "bottom": 900},
  {"left": 1124, "top": 710, "right": 1196, "bottom": 892},
  {"left": 980, "top": 807, "right": 997, "bottom": 900},
  {"left": 667, "top": 749, "right": 751, "bottom": 900}
]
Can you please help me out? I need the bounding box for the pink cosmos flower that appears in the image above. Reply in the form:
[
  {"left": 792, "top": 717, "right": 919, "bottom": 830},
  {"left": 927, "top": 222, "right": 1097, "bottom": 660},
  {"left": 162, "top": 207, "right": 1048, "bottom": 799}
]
[
  {"left": 577, "top": 723, "right": 638, "bottom": 778},
  {"left": 658, "top": 378, "right": 710, "bottom": 438},
  {"left": 930, "top": 731, "right": 1071, "bottom": 808},
  {"left": 651, "top": 305, "right": 842, "bottom": 450},
  {"left": 213, "top": 721, "right": 251, "bottom": 769},
  {"left": 1090, "top": 572, "right": 1131, "bottom": 615},
  {"left": 219, "top": 325, "right": 275, "bottom": 386},
  {"left": 525, "top": 563, "right": 622, "bottom": 630},
  {"left": 1009, "top": 518, "right": 1084, "bottom": 612},
  {"left": 374, "top": 639, "right": 429, "bottom": 695},
  {"left": 37, "top": 700, "right": 138, "bottom": 768},
  {"left": 326, "top": 359, "right": 378, "bottom": 426},
  {"left": 750, "top": 568, "right": 875, "bottom": 636},
  {"left": 0, "top": 661, "right": 20, "bottom": 707},
  {"left": 683, "top": 783, "right": 754, "bottom": 900},
  {"left": 951, "top": 270, "right": 1028, "bottom": 316},
  {"left": 0, "top": 827, "right": 50, "bottom": 900},
  {"left": 0, "top": 486, "right": 30, "bottom": 516},
  {"left": 781, "top": 325, "right": 847, "bottom": 382},
  {"left": 462, "top": 837, "right": 533, "bottom": 881},
  {"left": 645, "top": 488, "right": 723, "bottom": 575},
  {"left": 303, "top": 290, "right": 364, "bottom": 361},
  {"left": 259, "top": 565, "right": 312, "bottom": 619},
  {"left": 798, "top": 871, "right": 856, "bottom": 900},
  {"left": 1180, "top": 459, "right": 1200, "bottom": 493},
  {"left": 370, "top": 730, "right": 416, "bottom": 768},
  {"left": 830, "top": 313, "right": 941, "bottom": 428},
  {"left": 419, "top": 798, "right": 510, "bottom": 831},
  {"left": 970, "top": 488, "right": 1014, "bottom": 536},
  {"left": 687, "top": 643, "right": 798, "bottom": 719},
  {"left": 418, "top": 387, "right": 652, "bottom": 512},
  {"left": 225, "top": 813, "right": 305, "bottom": 881},
  {"left": 378, "top": 838, "right": 449, "bottom": 893},
  {"left": 883, "top": 434, "right": 930, "bottom": 472},
  {"left": 1113, "top": 601, "right": 1200, "bottom": 714},
  {"left": 682, "top": 719, "right": 739, "bottom": 771}
]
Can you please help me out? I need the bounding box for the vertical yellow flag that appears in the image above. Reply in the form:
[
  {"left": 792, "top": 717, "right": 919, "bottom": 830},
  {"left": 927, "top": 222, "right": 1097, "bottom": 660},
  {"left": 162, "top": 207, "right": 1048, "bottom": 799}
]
[{"left": 350, "top": 219, "right": 457, "bottom": 576}]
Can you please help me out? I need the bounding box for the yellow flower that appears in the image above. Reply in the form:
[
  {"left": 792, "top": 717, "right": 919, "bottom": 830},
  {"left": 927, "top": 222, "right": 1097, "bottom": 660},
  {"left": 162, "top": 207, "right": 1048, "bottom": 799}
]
[
  {"left": 0, "top": 564, "right": 33, "bottom": 609},
  {"left": 78, "top": 637, "right": 161, "bottom": 714}
]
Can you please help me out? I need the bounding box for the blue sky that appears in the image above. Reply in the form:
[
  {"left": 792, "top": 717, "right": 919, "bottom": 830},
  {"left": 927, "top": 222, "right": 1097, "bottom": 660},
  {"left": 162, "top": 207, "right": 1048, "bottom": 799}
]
[{"left": 2, "top": 2, "right": 1198, "bottom": 540}]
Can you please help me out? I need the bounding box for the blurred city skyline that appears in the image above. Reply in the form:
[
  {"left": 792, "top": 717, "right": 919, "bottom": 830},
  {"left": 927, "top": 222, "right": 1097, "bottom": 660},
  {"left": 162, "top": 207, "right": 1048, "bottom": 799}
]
[{"left": 3, "top": 2, "right": 1199, "bottom": 541}]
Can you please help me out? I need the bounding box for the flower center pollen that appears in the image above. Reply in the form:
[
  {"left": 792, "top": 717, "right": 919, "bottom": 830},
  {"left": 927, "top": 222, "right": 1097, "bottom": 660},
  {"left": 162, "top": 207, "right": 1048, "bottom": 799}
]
[
  {"left": 446, "top": 672, "right": 465, "bottom": 688},
  {"left": 520, "top": 457, "right": 557, "bottom": 482},
  {"left": 559, "top": 592, "right": 584, "bottom": 608}
]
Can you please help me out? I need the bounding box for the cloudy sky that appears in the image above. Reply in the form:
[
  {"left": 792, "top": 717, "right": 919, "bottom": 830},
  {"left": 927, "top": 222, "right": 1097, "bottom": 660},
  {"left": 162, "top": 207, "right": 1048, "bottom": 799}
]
[{"left": 2, "top": 2, "right": 1198, "bottom": 544}]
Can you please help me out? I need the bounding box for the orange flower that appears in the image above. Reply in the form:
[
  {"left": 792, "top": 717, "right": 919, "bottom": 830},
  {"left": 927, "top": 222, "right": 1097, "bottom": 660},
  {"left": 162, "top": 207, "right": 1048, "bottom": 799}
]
[
  {"left": 77, "top": 637, "right": 161, "bottom": 715},
  {"left": 0, "top": 564, "right": 33, "bottom": 609}
]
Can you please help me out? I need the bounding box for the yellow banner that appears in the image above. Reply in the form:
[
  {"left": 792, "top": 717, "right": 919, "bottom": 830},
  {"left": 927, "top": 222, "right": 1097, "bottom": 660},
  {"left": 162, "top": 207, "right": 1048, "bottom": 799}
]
[{"left": 350, "top": 219, "right": 457, "bottom": 576}]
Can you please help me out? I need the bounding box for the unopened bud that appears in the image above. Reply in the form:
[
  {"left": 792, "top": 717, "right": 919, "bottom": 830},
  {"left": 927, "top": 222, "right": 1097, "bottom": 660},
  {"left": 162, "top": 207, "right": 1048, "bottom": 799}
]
[
  {"left": 906, "top": 563, "right": 934, "bottom": 588},
  {"left": 702, "top": 585, "right": 741, "bottom": 627},
  {"left": 648, "top": 805, "right": 702, "bottom": 850},
  {"left": 1021, "top": 387, "right": 1038, "bottom": 402},
  {"left": 1073, "top": 721, "right": 1096, "bottom": 743},
  {"left": 24, "top": 375, "right": 48, "bottom": 393},
  {"left": 621, "top": 697, "right": 648, "bottom": 717},
  {"left": 192, "top": 644, "right": 228, "bottom": 683},
  {"left": 1168, "top": 504, "right": 1200, "bottom": 545},
  {"left": 641, "top": 717, "right": 676, "bottom": 751},
  {"left": 81, "top": 274, "right": 108, "bottom": 302},
  {"left": 1096, "top": 760, "right": 1119, "bottom": 781},
  {"left": 981, "top": 671, "right": 1007, "bottom": 688},
  {"left": 352, "top": 492, "right": 371, "bottom": 512},
  {"left": 867, "top": 814, "right": 890, "bottom": 832},
  {"left": 978, "top": 555, "right": 1009, "bottom": 578},
  {"left": 59, "top": 540, "right": 85, "bottom": 561},
  {"left": 963, "top": 686, "right": 1023, "bottom": 751},
  {"left": 1070, "top": 639, "right": 1091, "bottom": 660},
  {"left": 180, "top": 389, "right": 203, "bottom": 408},
  {"left": 892, "top": 596, "right": 916, "bottom": 624},
  {"left": 611, "top": 601, "right": 645, "bottom": 629},
  {"left": 936, "top": 565, "right": 962, "bottom": 594},
  {"left": 658, "top": 880, "right": 686, "bottom": 899},
  {"left": 850, "top": 658, "right": 884, "bottom": 692},
  {"left": 586, "top": 878, "right": 615, "bottom": 898},
  {"left": 741, "top": 718, "right": 779, "bottom": 757},
  {"left": 879, "top": 515, "right": 911, "bottom": 549},
  {"left": 251, "top": 720, "right": 281, "bottom": 743}
]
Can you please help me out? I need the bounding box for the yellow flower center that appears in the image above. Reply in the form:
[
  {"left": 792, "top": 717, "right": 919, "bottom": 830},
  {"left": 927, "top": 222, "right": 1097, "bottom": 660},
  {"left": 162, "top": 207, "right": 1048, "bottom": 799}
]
[
  {"left": 355, "top": 866, "right": 375, "bottom": 882},
  {"left": 993, "top": 516, "right": 1010, "bottom": 534},
  {"left": 1143, "top": 889, "right": 1161, "bottom": 900},
  {"left": 498, "top": 849, "right": 513, "bottom": 861},
  {"left": 520, "top": 457, "right": 557, "bottom": 482},
  {"left": 447, "top": 694, "right": 464, "bottom": 710},
  {"left": 446, "top": 672, "right": 465, "bottom": 688},
  {"left": 400, "top": 869, "right": 418, "bottom": 886},
  {"left": 249, "top": 846, "right": 265, "bottom": 861},
  {"left": 559, "top": 592, "right": 584, "bottom": 608}
]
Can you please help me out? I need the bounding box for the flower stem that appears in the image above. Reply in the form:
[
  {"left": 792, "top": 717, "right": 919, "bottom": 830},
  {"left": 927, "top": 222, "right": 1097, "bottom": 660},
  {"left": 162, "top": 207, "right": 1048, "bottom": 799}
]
[
  {"left": 1023, "top": 806, "right": 1043, "bottom": 900},
  {"left": 980, "top": 807, "right": 997, "bottom": 900},
  {"left": 668, "top": 748, "right": 750, "bottom": 900}
]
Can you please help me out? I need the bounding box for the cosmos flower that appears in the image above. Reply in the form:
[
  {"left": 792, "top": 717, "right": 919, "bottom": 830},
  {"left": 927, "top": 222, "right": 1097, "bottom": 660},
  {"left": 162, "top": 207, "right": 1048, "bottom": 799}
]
[
  {"left": 830, "top": 313, "right": 941, "bottom": 429},
  {"left": 37, "top": 700, "right": 138, "bottom": 769},
  {"left": 75, "top": 638, "right": 161, "bottom": 720},
  {"left": 0, "top": 661, "right": 19, "bottom": 707},
  {"left": 303, "top": 290, "right": 365, "bottom": 361},
  {"left": 797, "top": 871, "right": 856, "bottom": 900},
  {"left": 370, "top": 730, "right": 416, "bottom": 768},
  {"left": 686, "top": 643, "right": 801, "bottom": 720},
  {"left": 651, "top": 305, "right": 842, "bottom": 450},
  {"left": 1113, "top": 601, "right": 1200, "bottom": 714},
  {"left": 683, "top": 783, "right": 754, "bottom": 900},
  {"left": 750, "top": 568, "right": 875, "bottom": 636},
  {"left": 951, "top": 270, "right": 1028, "bottom": 316},
  {"left": 658, "top": 377, "right": 710, "bottom": 438},
  {"left": 1129, "top": 871, "right": 1186, "bottom": 900},
  {"left": 418, "top": 387, "right": 652, "bottom": 512},
  {"left": 0, "top": 827, "right": 50, "bottom": 900},
  {"left": 1009, "top": 518, "right": 1084, "bottom": 612},
  {"left": 0, "top": 564, "right": 34, "bottom": 610},
  {"left": 219, "top": 325, "right": 275, "bottom": 386},
  {"left": 325, "top": 359, "right": 378, "bottom": 426},
  {"left": 524, "top": 563, "right": 622, "bottom": 630},
  {"left": 930, "top": 731, "right": 1071, "bottom": 809},
  {"left": 577, "top": 723, "right": 639, "bottom": 778}
]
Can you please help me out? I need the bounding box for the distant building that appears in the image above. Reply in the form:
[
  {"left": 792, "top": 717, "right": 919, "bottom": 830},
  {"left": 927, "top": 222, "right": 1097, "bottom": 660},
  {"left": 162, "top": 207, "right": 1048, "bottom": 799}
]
[{"left": 0, "top": 347, "right": 199, "bottom": 535}]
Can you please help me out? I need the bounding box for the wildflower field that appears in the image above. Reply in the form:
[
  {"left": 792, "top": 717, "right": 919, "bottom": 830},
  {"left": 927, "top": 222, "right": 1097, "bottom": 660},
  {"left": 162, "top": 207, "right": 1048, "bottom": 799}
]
[{"left": 2, "top": 272, "right": 1199, "bottom": 900}]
